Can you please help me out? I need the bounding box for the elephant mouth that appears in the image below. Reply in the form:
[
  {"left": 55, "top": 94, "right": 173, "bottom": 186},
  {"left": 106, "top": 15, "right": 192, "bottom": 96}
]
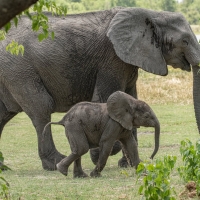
[
  {"left": 182, "top": 55, "right": 192, "bottom": 72},
  {"left": 170, "top": 55, "right": 191, "bottom": 72}
]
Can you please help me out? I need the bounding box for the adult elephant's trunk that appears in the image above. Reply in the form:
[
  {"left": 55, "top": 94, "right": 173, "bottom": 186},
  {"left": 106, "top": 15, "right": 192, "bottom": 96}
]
[
  {"left": 193, "top": 65, "right": 200, "bottom": 133},
  {"left": 150, "top": 121, "right": 160, "bottom": 159}
]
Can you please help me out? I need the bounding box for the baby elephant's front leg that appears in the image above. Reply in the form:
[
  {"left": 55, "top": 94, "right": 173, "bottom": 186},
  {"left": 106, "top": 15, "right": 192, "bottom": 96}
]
[
  {"left": 120, "top": 134, "right": 140, "bottom": 168},
  {"left": 90, "top": 140, "right": 115, "bottom": 177}
]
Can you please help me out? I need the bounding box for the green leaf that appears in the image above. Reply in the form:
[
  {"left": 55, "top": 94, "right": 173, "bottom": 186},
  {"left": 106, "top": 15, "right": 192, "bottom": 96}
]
[
  {"left": 6, "top": 41, "right": 24, "bottom": 56},
  {"left": 38, "top": 33, "right": 46, "bottom": 42},
  {"left": 138, "top": 185, "right": 144, "bottom": 194},
  {"left": 13, "top": 17, "right": 18, "bottom": 27},
  {"left": 24, "top": 10, "right": 32, "bottom": 19},
  {"left": 51, "top": 31, "right": 55, "bottom": 40},
  {"left": 4, "top": 22, "right": 11, "bottom": 33},
  {"left": 32, "top": 20, "right": 39, "bottom": 31},
  {"left": 0, "top": 31, "right": 6, "bottom": 41}
]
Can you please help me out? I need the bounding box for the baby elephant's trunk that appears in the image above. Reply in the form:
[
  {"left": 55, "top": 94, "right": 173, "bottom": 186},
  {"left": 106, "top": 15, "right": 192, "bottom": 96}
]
[{"left": 150, "top": 121, "right": 160, "bottom": 159}]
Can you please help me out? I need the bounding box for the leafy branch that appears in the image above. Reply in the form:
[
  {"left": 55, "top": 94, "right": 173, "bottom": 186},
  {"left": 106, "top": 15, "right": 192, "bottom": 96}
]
[
  {"left": 3, "top": 0, "right": 67, "bottom": 55},
  {"left": 136, "top": 156, "right": 177, "bottom": 200}
]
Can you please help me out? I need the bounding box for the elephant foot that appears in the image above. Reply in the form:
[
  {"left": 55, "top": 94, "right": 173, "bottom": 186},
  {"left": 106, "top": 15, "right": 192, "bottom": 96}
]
[
  {"left": 90, "top": 170, "right": 101, "bottom": 178},
  {"left": 41, "top": 151, "right": 66, "bottom": 171},
  {"left": 90, "top": 148, "right": 99, "bottom": 165},
  {"left": 73, "top": 171, "right": 88, "bottom": 178},
  {"left": 56, "top": 162, "right": 68, "bottom": 176},
  {"left": 118, "top": 156, "right": 129, "bottom": 168}
]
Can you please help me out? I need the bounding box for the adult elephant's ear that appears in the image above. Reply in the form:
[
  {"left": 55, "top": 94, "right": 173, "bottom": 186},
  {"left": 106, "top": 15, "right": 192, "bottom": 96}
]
[
  {"left": 107, "top": 91, "right": 134, "bottom": 130},
  {"left": 107, "top": 8, "right": 168, "bottom": 76}
]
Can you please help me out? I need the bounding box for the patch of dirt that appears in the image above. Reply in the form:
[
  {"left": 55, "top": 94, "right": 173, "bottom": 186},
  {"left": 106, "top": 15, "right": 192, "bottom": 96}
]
[{"left": 179, "top": 181, "right": 200, "bottom": 199}]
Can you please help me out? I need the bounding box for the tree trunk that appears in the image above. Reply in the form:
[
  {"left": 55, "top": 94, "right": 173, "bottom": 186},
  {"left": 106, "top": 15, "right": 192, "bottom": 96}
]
[
  {"left": 193, "top": 65, "right": 200, "bottom": 133},
  {"left": 0, "top": 0, "right": 38, "bottom": 29}
]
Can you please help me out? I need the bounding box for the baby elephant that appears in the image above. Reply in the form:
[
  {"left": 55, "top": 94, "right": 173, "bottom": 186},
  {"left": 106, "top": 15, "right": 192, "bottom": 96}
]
[{"left": 43, "top": 91, "right": 160, "bottom": 178}]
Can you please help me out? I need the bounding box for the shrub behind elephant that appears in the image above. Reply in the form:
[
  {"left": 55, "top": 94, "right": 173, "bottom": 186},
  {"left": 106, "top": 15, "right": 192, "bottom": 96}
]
[{"left": 43, "top": 91, "right": 160, "bottom": 177}]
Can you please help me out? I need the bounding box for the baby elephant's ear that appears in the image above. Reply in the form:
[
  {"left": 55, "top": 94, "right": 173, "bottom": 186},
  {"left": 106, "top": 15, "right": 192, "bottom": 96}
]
[{"left": 107, "top": 91, "right": 134, "bottom": 130}]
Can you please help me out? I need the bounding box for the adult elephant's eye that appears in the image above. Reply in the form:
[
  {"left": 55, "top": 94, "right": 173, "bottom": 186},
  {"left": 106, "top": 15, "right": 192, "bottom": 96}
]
[{"left": 182, "top": 38, "right": 189, "bottom": 46}]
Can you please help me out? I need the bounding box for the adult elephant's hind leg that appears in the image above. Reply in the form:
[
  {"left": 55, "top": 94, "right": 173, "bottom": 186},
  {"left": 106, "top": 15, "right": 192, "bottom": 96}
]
[
  {"left": 36, "top": 116, "right": 65, "bottom": 170},
  {"left": 15, "top": 82, "right": 65, "bottom": 170}
]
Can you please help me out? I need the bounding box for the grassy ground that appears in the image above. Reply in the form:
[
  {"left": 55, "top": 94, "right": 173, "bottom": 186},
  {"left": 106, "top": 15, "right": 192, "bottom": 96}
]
[{"left": 1, "top": 68, "right": 200, "bottom": 199}]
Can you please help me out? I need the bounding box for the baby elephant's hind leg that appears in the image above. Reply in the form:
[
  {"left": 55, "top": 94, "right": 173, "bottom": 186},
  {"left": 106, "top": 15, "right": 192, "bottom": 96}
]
[
  {"left": 57, "top": 149, "right": 89, "bottom": 176},
  {"left": 57, "top": 125, "right": 89, "bottom": 177},
  {"left": 57, "top": 153, "right": 79, "bottom": 176}
]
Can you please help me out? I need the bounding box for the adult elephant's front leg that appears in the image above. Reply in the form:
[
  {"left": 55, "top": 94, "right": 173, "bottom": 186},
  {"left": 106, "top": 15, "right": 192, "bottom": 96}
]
[{"left": 118, "top": 85, "right": 138, "bottom": 167}]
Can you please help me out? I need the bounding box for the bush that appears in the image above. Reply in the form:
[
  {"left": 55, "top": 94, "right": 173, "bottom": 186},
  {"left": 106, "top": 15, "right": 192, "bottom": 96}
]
[
  {"left": 0, "top": 152, "right": 10, "bottom": 199},
  {"left": 136, "top": 156, "right": 177, "bottom": 200},
  {"left": 178, "top": 139, "right": 200, "bottom": 194}
]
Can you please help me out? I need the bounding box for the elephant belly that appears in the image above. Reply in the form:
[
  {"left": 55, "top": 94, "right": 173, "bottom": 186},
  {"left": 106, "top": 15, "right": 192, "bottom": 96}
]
[
  {"left": 45, "top": 78, "right": 96, "bottom": 112},
  {"left": 35, "top": 51, "right": 98, "bottom": 112},
  {"left": 84, "top": 131, "right": 102, "bottom": 148}
]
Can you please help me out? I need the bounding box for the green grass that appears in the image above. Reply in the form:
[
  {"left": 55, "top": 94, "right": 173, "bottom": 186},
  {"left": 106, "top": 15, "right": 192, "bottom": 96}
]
[{"left": 0, "top": 68, "right": 199, "bottom": 199}]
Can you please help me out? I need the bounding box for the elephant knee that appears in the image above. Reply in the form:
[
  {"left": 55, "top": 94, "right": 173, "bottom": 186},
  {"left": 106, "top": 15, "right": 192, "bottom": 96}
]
[
  {"left": 90, "top": 148, "right": 99, "bottom": 165},
  {"left": 73, "top": 144, "right": 89, "bottom": 157}
]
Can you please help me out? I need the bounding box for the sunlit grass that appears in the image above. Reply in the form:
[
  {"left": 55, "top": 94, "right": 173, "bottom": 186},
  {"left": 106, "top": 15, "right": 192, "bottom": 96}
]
[{"left": 138, "top": 67, "right": 193, "bottom": 105}]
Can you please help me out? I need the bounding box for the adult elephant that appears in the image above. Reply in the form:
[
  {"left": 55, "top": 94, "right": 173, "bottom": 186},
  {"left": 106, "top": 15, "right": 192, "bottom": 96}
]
[{"left": 0, "top": 7, "right": 200, "bottom": 170}]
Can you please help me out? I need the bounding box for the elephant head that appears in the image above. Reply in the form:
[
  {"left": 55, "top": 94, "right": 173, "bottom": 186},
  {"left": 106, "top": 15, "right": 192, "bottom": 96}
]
[
  {"left": 107, "top": 91, "right": 160, "bottom": 159},
  {"left": 107, "top": 8, "right": 200, "bottom": 133}
]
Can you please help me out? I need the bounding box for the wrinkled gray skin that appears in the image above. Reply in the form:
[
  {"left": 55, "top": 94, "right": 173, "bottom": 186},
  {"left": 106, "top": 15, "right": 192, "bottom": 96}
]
[
  {"left": 0, "top": 7, "right": 200, "bottom": 170},
  {"left": 43, "top": 91, "right": 160, "bottom": 177}
]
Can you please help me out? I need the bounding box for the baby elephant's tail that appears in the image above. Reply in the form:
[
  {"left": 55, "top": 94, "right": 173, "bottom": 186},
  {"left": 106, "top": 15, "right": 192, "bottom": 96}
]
[{"left": 42, "top": 121, "right": 62, "bottom": 142}]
